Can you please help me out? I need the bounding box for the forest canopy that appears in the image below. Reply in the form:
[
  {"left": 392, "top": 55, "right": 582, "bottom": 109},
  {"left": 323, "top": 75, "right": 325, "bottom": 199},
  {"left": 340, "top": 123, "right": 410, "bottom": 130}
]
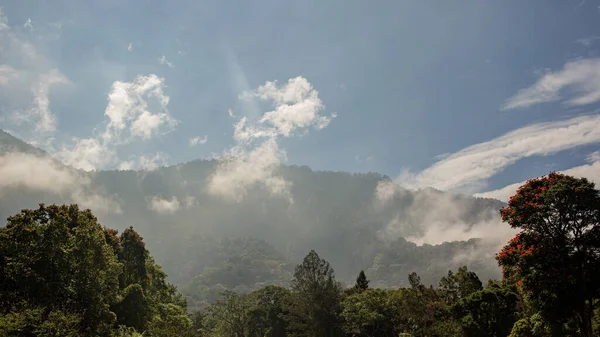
[{"left": 0, "top": 172, "right": 599, "bottom": 336}]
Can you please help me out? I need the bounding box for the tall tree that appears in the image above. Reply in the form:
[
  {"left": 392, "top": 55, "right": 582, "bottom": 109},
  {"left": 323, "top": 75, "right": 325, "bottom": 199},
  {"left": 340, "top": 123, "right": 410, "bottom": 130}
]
[
  {"left": 354, "top": 270, "right": 370, "bottom": 292},
  {"left": 497, "top": 173, "right": 600, "bottom": 337},
  {"left": 439, "top": 266, "right": 483, "bottom": 304},
  {"left": 287, "top": 250, "right": 342, "bottom": 337},
  {"left": 341, "top": 288, "right": 396, "bottom": 337},
  {"left": 0, "top": 204, "right": 121, "bottom": 335},
  {"left": 455, "top": 284, "right": 519, "bottom": 337}
]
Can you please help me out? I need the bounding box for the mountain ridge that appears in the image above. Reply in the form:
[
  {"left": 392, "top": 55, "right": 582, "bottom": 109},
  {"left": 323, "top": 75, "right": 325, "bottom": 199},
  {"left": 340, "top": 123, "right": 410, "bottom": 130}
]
[{"left": 0, "top": 131, "right": 510, "bottom": 309}]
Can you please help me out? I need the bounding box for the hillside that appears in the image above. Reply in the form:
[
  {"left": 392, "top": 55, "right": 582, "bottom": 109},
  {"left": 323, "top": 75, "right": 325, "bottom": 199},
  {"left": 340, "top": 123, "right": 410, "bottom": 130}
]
[{"left": 0, "top": 131, "right": 508, "bottom": 309}]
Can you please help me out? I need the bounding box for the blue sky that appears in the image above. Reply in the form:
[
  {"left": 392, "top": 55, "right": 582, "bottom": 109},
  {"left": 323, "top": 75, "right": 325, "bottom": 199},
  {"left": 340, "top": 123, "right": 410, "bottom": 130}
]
[{"left": 1, "top": 0, "right": 600, "bottom": 200}]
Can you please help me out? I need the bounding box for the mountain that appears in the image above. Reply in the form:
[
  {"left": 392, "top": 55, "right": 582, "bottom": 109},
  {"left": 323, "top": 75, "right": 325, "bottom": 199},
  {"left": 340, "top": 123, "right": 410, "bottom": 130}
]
[
  {"left": 0, "top": 131, "right": 508, "bottom": 309},
  {"left": 0, "top": 129, "right": 48, "bottom": 156}
]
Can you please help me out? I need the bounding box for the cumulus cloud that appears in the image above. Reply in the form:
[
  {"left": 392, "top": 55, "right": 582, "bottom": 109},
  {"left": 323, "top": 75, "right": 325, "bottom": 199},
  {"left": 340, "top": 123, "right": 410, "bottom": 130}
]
[
  {"left": 209, "top": 76, "right": 335, "bottom": 202},
  {"left": 476, "top": 151, "right": 600, "bottom": 201},
  {"left": 101, "top": 74, "right": 175, "bottom": 143},
  {"left": 503, "top": 58, "right": 600, "bottom": 110},
  {"left": 58, "top": 74, "right": 176, "bottom": 171},
  {"left": 189, "top": 135, "right": 208, "bottom": 146},
  {"left": 148, "top": 196, "right": 180, "bottom": 214},
  {"left": 398, "top": 114, "right": 600, "bottom": 192},
  {"left": 0, "top": 152, "right": 121, "bottom": 214}
]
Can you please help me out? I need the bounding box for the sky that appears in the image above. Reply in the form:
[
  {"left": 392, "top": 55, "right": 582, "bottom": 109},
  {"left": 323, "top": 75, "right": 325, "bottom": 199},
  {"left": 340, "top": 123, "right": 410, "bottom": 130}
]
[{"left": 1, "top": 0, "right": 600, "bottom": 200}]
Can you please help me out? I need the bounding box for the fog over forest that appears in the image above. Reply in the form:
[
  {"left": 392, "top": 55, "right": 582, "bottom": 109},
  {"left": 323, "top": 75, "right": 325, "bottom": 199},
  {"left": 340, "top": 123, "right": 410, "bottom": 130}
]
[{"left": 0, "top": 129, "right": 514, "bottom": 308}]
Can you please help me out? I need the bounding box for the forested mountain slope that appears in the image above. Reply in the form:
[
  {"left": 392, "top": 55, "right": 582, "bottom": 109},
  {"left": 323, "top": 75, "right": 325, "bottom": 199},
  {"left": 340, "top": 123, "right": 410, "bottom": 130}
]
[{"left": 0, "top": 131, "right": 507, "bottom": 308}]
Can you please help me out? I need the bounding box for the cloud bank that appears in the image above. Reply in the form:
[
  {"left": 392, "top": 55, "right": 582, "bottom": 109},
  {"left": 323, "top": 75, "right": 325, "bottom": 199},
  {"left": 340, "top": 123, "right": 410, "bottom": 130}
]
[{"left": 0, "top": 152, "right": 121, "bottom": 214}]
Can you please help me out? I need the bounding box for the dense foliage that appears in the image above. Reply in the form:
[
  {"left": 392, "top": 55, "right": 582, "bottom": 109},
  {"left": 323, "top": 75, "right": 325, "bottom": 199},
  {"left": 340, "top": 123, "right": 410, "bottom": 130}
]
[
  {"left": 0, "top": 204, "right": 192, "bottom": 336},
  {"left": 2, "top": 132, "right": 600, "bottom": 337},
  {"left": 0, "top": 130, "right": 506, "bottom": 304}
]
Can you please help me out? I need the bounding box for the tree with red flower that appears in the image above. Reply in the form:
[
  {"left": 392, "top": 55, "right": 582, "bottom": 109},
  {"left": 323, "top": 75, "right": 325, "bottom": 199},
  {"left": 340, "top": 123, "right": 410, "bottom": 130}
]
[{"left": 496, "top": 172, "right": 600, "bottom": 337}]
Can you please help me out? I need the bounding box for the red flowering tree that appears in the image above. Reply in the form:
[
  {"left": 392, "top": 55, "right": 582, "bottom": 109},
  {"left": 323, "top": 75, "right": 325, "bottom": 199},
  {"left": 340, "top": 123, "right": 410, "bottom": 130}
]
[{"left": 496, "top": 172, "right": 600, "bottom": 337}]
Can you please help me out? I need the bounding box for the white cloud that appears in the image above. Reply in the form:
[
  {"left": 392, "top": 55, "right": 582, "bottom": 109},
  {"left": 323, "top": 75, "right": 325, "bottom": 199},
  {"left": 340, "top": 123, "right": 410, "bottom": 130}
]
[
  {"left": 189, "top": 135, "right": 208, "bottom": 147},
  {"left": 139, "top": 152, "right": 168, "bottom": 171},
  {"left": 209, "top": 137, "right": 291, "bottom": 201},
  {"left": 0, "top": 152, "right": 121, "bottom": 214},
  {"left": 58, "top": 74, "right": 176, "bottom": 171},
  {"left": 148, "top": 196, "right": 180, "bottom": 214},
  {"left": 56, "top": 137, "right": 116, "bottom": 171},
  {"left": 228, "top": 108, "right": 235, "bottom": 117},
  {"left": 587, "top": 150, "right": 600, "bottom": 163},
  {"left": 23, "top": 18, "right": 32, "bottom": 30},
  {"left": 398, "top": 114, "right": 600, "bottom": 192},
  {"left": 476, "top": 151, "right": 600, "bottom": 201},
  {"left": 0, "top": 65, "right": 16, "bottom": 85},
  {"left": 374, "top": 180, "right": 404, "bottom": 205},
  {"left": 9, "top": 69, "right": 69, "bottom": 133},
  {"left": 158, "top": 55, "right": 174, "bottom": 68},
  {"left": 209, "top": 76, "right": 334, "bottom": 201},
  {"left": 377, "top": 188, "right": 516, "bottom": 248},
  {"left": 0, "top": 10, "right": 68, "bottom": 137},
  {"left": 29, "top": 70, "right": 68, "bottom": 132},
  {"left": 127, "top": 42, "right": 133, "bottom": 52},
  {"left": 102, "top": 74, "right": 175, "bottom": 143},
  {"left": 503, "top": 58, "right": 600, "bottom": 110},
  {"left": 118, "top": 160, "right": 135, "bottom": 171},
  {"left": 241, "top": 77, "right": 334, "bottom": 137}
]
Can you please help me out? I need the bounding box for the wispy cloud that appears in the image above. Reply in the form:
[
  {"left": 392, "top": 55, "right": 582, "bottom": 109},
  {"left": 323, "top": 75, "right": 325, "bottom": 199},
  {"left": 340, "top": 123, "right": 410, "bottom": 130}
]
[
  {"left": 0, "top": 9, "right": 68, "bottom": 139},
  {"left": 475, "top": 151, "right": 600, "bottom": 201},
  {"left": 398, "top": 114, "right": 600, "bottom": 192},
  {"left": 209, "top": 76, "right": 336, "bottom": 202},
  {"left": 503, "top": 58, "right": 600, "bottom": 110},
  {"left": 189, "top": 135, "right": 208, "bottom": 146},
  {"left": 158, "top": 55, "right": 174, "bottom": 68},
  {"left": 17, "top": 70, "right": 68, "bottom": 133},
  {"left": 576, "top": 36, "right": 600, "bottom": 47},
  {"left": 23, "top": 18, "right": 32, "bottom": 30},
  {"left": 127, "top": 42, "right": 133, "bottom": 52}
]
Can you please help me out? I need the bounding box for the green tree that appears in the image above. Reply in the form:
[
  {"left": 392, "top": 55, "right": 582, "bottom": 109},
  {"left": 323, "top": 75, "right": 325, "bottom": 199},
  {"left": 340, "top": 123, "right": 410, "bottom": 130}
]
[
  {"left": 455, "top": 284, "right": 519, "bottom": 337},
  {"left": 147, "top": 303, "right": 194, "bottom": 337},
  {"left": 248, "top": 285, "right": 289, "bottom": 337},
  {"left": 0, "top": 204, "right": 190, "bottom": 336},
  {"left": 287, "top": 250, "right": 342, "bottom": 337},
  {"left": 0, "top": 204, "right": 121, "bottom": 335},
  {"left": 204, "top": 290, "right": 254, "bottom": 337},
  {"left": 340, "top": 288, "right": 396, "bottom": 337},
  {"left": 355, "top": 270, "right": 369, "bottom": 292},
  {"left": 497, "top": 173, "right": 600, "bottom": 337},
  {"left": 439, "top": 266, "right": 483, "bottom": 304}
]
